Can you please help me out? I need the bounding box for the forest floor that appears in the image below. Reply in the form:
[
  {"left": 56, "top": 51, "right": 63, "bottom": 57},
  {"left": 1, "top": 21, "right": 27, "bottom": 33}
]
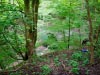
[{"left": 0, "top": 50, "right": 100, "bottom": 75}]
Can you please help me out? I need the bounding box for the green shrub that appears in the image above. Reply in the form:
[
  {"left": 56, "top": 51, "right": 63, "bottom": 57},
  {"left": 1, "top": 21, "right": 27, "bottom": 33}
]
[
  {"left": 71, "top": 51, "right": 82, "bottom": 61},
  {"left": 69, "top": 60, "right": 79, "bottom": 67},
  {"left": 41, "top": 65, "right": 51, "bottom": 75},
  {"left": 54, "top": 56, "right": 61, "bottom": 66},
  {"left": 69, "top": 60, "right": 79, "bottom": 74},
  {"left": 71, "top": 68, "right": 79, "bottom": 75},
  {"left": 48, "top": 43, "right": 58, "bottom": 50}
]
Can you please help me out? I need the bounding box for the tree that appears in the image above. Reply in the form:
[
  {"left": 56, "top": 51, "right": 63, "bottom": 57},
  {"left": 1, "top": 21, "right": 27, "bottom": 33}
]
[
  {"left": 24, "top": 0, "right": 39, "bottom": 60},
  {"left": 85, "top": 0, "right": 94, "bottom": 65}
]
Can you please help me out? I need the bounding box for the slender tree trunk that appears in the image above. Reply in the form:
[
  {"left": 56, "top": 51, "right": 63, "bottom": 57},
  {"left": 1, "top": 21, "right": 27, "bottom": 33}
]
[
  {"left": 31, "top": 0, "right": 39, "bottom": 46},
  {"left": 68, "top": 1, "right": 71, "bottom": 49},
  {"left": 85, "top": 0, "right": 94, "bottom": 65},
  {"left": 24, "top": 0, "right": 31, "bottom": 60},
  {"left": 62, "top": 30, "right": 66, "bottom": 42},
  {"left": 79, "top": 28, "right": 82, "bottom": 47},
  {"left": 31, "top": 0, "right": 39, "bottom": 57},
  {"left": 24, "top": 0, "right": 39, "bottom": 60},
  {"left": 68, "top": 17, "right": 70, "bottom": 49}
]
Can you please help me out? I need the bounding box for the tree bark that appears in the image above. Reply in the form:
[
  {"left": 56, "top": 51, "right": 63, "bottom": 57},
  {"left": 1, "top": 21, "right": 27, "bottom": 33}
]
[
  {"left": 68, "top": 1, "right": 71, "bottom": 49},
  {"left": 85, "top": 0, "right": 94, "bottom": 65},
  {"left": 31, "top": 0, "right": 39, "bottom": 45},
  {"left": 23, "top": 0, "right": 39, "bottom": 60}
]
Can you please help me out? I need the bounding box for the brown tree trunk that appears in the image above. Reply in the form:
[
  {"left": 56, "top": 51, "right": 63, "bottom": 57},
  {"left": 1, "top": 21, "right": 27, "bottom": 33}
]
[
  {"left": 85, "top": 0, "right": 94, "bottom": 65},
  {"left": 24, "top": 0, "right": 31, "bottom": 60},
  {"left": 31, "top": 0, "right": 39, "bottom": 54},
  {"left": 24, "top": 0, "right": 39, "bottom": 60},
  {"left": 68, "top": 1, "right": 71, "bottom": 49}
]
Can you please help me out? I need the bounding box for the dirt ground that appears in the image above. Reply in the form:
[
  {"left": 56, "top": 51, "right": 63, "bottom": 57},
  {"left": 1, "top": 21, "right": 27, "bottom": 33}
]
[{"left": 0, "top": 50, "right": 100, "bottom": 75}]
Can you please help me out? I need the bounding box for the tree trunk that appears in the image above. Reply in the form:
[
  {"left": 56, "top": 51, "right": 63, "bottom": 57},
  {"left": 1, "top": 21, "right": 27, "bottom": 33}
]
[
  {"left": 31, "top": 0, "right": 39, "bottom": 48},
  {"left": 85, "top": 0, "right": 94, "bottom": 65},
  {"left": 23, "top": 0, "right": 39, "bottom": 60},
  {"left": 68, "top": 1, "right": 71, "bottom": 49}
]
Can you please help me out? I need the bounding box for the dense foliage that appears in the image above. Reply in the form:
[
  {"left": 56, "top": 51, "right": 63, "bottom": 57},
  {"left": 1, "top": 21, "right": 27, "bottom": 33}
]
[{"left": 0, "top": 0, "right": 100, "bottom": 75}]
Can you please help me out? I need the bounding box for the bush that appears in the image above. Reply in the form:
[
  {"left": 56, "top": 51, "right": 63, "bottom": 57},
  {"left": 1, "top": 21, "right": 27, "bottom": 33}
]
[
  {"left": 54, "top": 56, "right": 61, "bottom": 66},
  {"left": 71, "top": 51, "right": 82, "bottom": 61},
  {"left": 48, "top": 43, "right": 58, "bottom": 50},
  {"left": 41, "top": 65, "right": 51, "bottom": 75},
  {"left": 69, "top": 60, "right": 79, "bottom": 74}
]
